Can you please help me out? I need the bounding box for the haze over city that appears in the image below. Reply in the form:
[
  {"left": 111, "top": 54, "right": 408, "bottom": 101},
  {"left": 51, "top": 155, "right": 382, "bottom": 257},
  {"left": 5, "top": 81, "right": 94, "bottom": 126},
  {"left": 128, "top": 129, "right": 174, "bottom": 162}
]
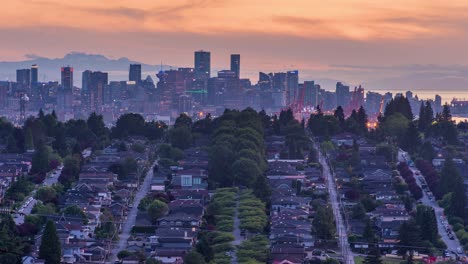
[
  {"left": 2, "top": 2, "right": 468, "bottom": 264},
  {"left": 2, "top": 0, "right": 468, "bottom": 91}
]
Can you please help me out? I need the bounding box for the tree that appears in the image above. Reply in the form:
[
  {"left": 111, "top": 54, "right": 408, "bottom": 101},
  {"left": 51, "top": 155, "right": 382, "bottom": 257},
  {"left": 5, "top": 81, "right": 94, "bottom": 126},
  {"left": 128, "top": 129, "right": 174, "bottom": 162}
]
[
  {"left": 39, "top": 220, "right": 61, "bottom": 264},
  {"left": 35, "top": 186, "right": 58, "bottom": 203},
  {"left": 231, "top": 158, "right": 261, "bottom": 187},
  {"left": 31, "top": 143, "right": 51, "bottom": 174},
  {"left": 0, "top": 215, "right": 26, "bottom": 263},
  {"left": 63, "top": 205, "right": 87, "bottom": 223},
  {"left": 415, "top": 205, "right": 438, "bottom": 243},
  {"left": 362, "top": 219, "right": 375, "bottom": 243},
  {"left": 401, "top": 122, "right": 421, "bottom": 153},
  {"left": 441, "top": 103, "right": 452, "bottom": 122},
  {"left": 419, "top": 141, "right": 435, "bottom": 162},
  {"left": 312, "top": 206, "right": 336, "bottom": 240},
  {"left": 352, "top": 203, "right": 366, "bottom": 220},
  {"left": 334, "top": 106, "right": 345, "bottom": 129},
  {"left": 384, "top": 96, "right": 413, "bottom": 120},
  {"left": 146, "top": 258, "right": 162, "bottom": 264},
  {"left": 174, "top": 113, "right": 193, "bottom": 129},
  {"left": 147, "top": 200, "right": 168, "bottom": 223},
  {"left": 440, "top": 157, "right": 460, "bottom": 196},
  {"left": 383, "top": 113, "right": 409, "bottom": 139},
  {"left": 363, "top": 244, "right": 382, "bottom": 264},
  {"left": 24, "top": 127, "right": 34, "bottom": 150},
  {"left": 169, "top": 126, "right": 192, "bottom": 149},
  {"left": 183, "top": 250, "right": 207, "bottom": 264},
  {"left": 112, "top": 113, "right": 145, "bottom": 138},
  {"left": 117, "top": 250, "right": 132, "bottom": 260},
  {"left": 398, "top": 219, "right": 421, "bottom": 255},
  {"left": 418, "top": 101, "right": 434, "bottom": 132},
  {"left": 6, "top": 134, "right": 19, "bottom": 153},
  {"left": 87, "top": 112, "right": 108, "bottom": 139}
]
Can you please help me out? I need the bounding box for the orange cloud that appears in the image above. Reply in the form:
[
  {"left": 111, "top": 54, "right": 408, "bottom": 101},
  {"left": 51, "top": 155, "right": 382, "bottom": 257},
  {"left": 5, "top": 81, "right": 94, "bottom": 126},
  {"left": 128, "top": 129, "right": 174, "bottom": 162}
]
[{"left": 2, "top": 0, "right": 468, "bottom": 41}]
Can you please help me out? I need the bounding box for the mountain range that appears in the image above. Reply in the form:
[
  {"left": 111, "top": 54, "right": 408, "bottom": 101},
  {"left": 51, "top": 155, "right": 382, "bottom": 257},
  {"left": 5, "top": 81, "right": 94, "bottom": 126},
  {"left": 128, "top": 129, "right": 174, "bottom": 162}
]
[{"left": 0, "top": 52, "right": 172, "bottom": 85}]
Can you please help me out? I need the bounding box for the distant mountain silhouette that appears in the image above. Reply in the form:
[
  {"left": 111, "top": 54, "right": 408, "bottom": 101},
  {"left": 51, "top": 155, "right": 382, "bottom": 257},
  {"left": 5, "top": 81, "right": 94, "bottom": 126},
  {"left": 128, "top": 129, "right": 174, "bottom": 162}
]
[{"left": 0, "top": 52, "right": 173, "bottom": 85}]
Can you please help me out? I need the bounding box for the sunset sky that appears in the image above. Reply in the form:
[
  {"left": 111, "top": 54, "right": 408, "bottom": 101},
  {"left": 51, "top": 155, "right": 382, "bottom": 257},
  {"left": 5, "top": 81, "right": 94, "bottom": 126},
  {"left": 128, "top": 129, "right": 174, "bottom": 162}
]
[{"left": 2, "top": 0, "right": 468, "bottom": 87}]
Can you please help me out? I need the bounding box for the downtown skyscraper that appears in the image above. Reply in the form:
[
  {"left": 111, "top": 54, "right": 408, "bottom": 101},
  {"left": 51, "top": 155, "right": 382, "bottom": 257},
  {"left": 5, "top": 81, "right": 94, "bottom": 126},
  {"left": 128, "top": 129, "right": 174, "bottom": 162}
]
[
  {"left": 61, "top": 66, "right": 74, "bottom": 90},
  {"left": 194, "top": 50, "right": 211, "bottom": 81},
  {"left": 230, "top": 54, "right": 240, "bottom": 78},
  {"left": 129, "top": 64, "right": 142, "bottom": 84}
]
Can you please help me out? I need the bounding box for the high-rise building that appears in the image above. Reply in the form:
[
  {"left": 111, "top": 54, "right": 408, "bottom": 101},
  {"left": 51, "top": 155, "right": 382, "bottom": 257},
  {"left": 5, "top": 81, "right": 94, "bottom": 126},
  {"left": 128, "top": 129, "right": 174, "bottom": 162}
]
[
  {"left": 258, "top": 72, "right": 272, "bottom": 91},
  {"left": 194, "top": 50, "right": 211, "bottom": 81},
  {"left": 336, "top": 82, "right": 350, "bottom": 108},
  {"left": 434, "top": 94, "right": 442, "bottom": 113},
  {"left": 82, "top": 70, "right": 92, "bottom": 92},
  {"left": 272, "top": 72, "right": 287, "bottom": 91},
  {"left": 303, "top": 81, "right": 316, "bottom": 107},
  {"left": 16, "top": 69, "right": 31, "bottom": 91},
  {"left": 286, "top": 70, "right": 299, "bottom": 105},
  {"left": 230, "top": 54, "right": 240, "bottom": 78},
  {"left": 61, "top": 66, "right": 73, "bottom": 90},
  {"left": 129, "top": 64, "right": 142, "bottom": 84},
  {"left": 88, "top": 71, "right": 108, "bottom": 113},
  {"left": 31, "top": 64, "right": 38, "bottom": 87}
]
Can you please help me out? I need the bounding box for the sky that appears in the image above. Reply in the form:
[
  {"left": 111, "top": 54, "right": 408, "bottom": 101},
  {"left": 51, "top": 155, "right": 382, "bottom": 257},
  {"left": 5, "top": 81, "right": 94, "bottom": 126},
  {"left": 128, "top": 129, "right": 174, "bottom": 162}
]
[{"left": 2, "top": 0, "right": 468, "bottom": 89}]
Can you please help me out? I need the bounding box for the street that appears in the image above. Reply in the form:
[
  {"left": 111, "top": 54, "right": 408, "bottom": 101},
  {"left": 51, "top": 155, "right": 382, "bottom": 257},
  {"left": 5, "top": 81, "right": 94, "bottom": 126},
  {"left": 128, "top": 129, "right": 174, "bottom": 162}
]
[
  {"left": 231, "top": 192, "right": 244, "bottom": 264},
  {"left": 318, "top": 145, "right": 354, "bottom": 264},
  {"left": 109, "top": 161, "right": 156, "bottom": 263},
  {"left": 14, "top": 166, "right": 62, "bottom": 225},
  {"left": 412, "top": 168, "right": 462, "bottom": 257},
  {"left": 399, "top": 150, "right": 463, "bottom": 258}
]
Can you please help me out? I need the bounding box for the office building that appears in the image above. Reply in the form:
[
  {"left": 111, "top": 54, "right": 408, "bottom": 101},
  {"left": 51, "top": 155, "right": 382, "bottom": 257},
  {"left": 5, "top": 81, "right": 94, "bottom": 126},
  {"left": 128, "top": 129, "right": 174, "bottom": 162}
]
[
  {"left": 286, "top": 70, "right": 299, "bottom": 105},
  {"left": 336, "top": 82, "right": 350, "bottom": 108},
  {"left": 230, "top": 54, "right": 240, "bottom": 78},
  {"left": 61, "top": 66, "right": 73, "bottom": 90},
  {"left": 272, "top": 72, "right": 287, "bottom": 92},
  {"left": 16, "top": 69, "right": 31, "bottom": 91},
  {"left": 88, "top": 71, "right": 108, "bottom": 113},
  {"left": 303, "top": 81, "right": 316, "bottom": 107},
  {"left": 31, "top": 64, "right": 38, "bottom": 87},
  {"left": 129, "top": 64, "right": 142, "bottom": 84},
  {"left": 258, "top": 72, "right": 272, "bottom": 91},
  {"left": 194, "top": 50, "right": 211, "bottom": 81}
]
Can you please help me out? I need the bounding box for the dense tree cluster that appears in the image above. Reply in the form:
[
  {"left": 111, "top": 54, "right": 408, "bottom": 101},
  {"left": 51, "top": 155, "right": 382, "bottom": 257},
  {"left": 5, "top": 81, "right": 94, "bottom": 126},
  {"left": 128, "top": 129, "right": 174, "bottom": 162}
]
[
  {"left": 415, "top": 160, "right": 441, "bottom": 199},
  {"left": 0, "top": 215, "right": 31, "bottom": 263},
  {"left": 396, "top": 162, "right": 423, "bottom": 200},
  {"left": 208, "top": 109, "right": 270, "bottom": 200},
  {"left": 439, "top": 158, "right": 465, "bottom": 219},
  {"left": 39, "top": 220, "right": 61, "bottom": 264},
  {"left": 312, "top": 205, "right": 336, "bottom": 240},
  {"left": 111, "top": 113, "right": 166, "bottom": 140}
]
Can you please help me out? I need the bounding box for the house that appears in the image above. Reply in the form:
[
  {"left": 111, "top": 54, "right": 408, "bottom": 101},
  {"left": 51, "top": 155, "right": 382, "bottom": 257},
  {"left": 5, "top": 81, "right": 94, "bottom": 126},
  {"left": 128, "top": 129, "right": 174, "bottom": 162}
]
[
  {"left": 79, "top": 172, "right": 116, "bottom": 182},
  {"left": 157, "top": 213, "right": 202, "bottom": 228},
  {"left": 170, "top": 189, "right": 209, "bottom": 205},
  {"left": 0, "top": 164, "right": 21, "bottom": 181},
  {"left": 168, "top": 200, "right": 203, "bottom": 217},
  {"left": 153, "top": 249, "right": 185, "bottom": 264},
  {"left": 271, "top": 244, "right": 306, "bottom": 264},
  {"left": 171, "top": 168, "right": 208, "bottom": 189},
  {"left": 151, "top": 176, "right": 166, "bottom": 192},
  {"left": 271, "top": 196, "right": 312, "bottom": 211}
]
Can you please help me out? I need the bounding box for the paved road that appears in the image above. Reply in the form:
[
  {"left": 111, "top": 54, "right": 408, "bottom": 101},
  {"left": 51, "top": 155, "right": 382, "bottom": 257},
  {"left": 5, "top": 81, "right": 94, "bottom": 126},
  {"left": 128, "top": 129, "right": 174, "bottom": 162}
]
[
  {"left": 14, "top": 166, "right": 61, "bottom": 225},
  {"left": 411, "top": 167, "right": 462, "bottom": 257},
  {"left": 231, "top": 192, "right": 243, "bottom": 264},
  {"left": 109, "top": 162, "right": 156, "bottom": 263},
  {"left": 318, "top": 145, "right": 354, "bottom": 264},
  {"left": 399, "top": 150, "right": 462, "bottom": 258}
]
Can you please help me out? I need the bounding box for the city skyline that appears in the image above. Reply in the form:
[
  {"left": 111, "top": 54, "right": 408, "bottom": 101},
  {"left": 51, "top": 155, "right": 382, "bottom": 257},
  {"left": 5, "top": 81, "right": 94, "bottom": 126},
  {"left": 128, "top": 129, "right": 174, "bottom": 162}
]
[{"left": 1, "top": 1, "right": 468, "bottom": 88}]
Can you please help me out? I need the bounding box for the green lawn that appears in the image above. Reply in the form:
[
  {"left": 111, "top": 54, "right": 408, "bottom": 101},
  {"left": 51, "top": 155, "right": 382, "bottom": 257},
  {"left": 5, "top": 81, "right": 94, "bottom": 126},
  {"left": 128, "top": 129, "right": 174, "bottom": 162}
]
[{"left": 354, "top": 256, "right": 422, "bottom": 264}]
